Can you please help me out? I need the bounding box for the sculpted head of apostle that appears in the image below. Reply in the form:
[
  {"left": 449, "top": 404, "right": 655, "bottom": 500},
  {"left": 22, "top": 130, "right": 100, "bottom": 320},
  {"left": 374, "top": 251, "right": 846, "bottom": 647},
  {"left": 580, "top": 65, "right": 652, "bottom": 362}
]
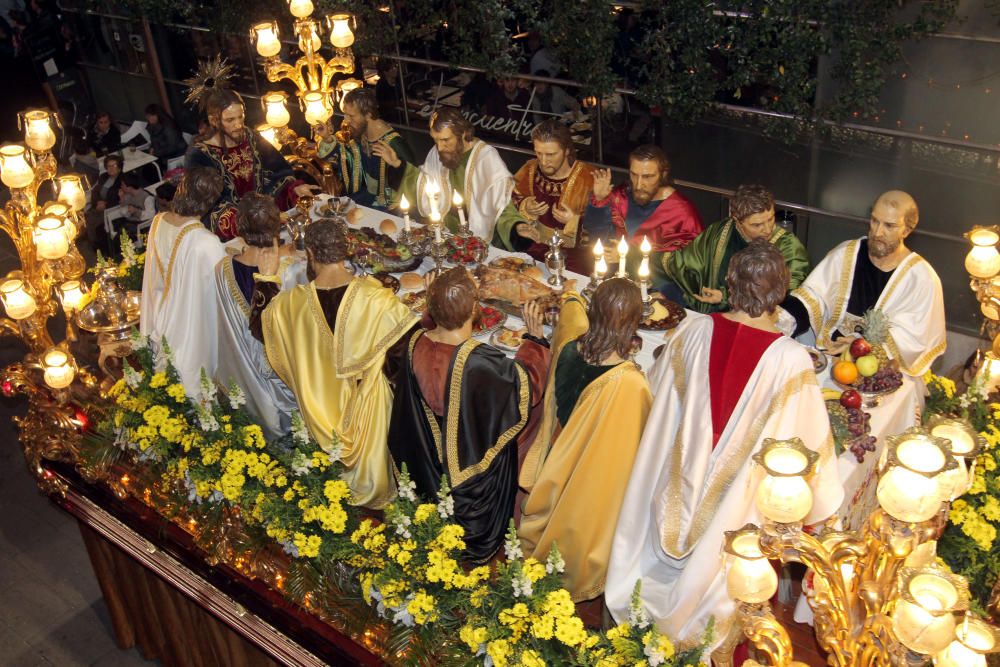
[
  {"left": 304, "top": 218, "right": 350, "bottom": 280},
  {"left": 172, "top": 167, "right": 224, "bottom": 219},
  {"left": 731, "top": 184, "right": 776, "bottom": 242},
  {"left": 429, "top": 107, "right": 474, "bottom": 170},
  {"left": 427, "top": 267, "right": 479, "bottom": 331},
  {"left": 578, "top": 278, "right": 643, "bottom": 365},
  {"left": 342, "top": 88, "right": 379, "bottom": 139},
  {"left": 869, "top": 190, "right": 918, "bottom": 259},
  {"left": 531, "top": 119, "right": 575, "bottom": 179},
  {"left": 237, "top": 193, "right": 281, "bottom": 248},
  {"left": 727, "top": 239, "right": 790, "bottom": 317},
  {"left": 627, "top": 144, "right": 671, "bottom": 206}
]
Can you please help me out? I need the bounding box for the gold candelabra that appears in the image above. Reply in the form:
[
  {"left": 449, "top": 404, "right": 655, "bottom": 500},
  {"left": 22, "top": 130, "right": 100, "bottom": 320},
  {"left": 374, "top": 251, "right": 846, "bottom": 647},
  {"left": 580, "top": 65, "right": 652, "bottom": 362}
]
[
  {"left": 717, "top": 426, "right": 1000, "bottom": 666},
  {"left": 964, "top": 226, "right": 1000, "bottom": 388},
  {"left": 0, "top": 108, "right": 107, "bottom": 495},
  {"left": 249, "top": 1, "right": 362, "bottom": 195}
]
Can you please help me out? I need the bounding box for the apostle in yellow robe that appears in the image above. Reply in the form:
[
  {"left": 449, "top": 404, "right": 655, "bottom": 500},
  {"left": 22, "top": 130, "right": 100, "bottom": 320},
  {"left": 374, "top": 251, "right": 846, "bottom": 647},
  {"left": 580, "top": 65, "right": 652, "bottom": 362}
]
[
  {"left": 518, "top": 278, "right": 651, "bottom": 601},
  {"left": 251, "top": 219, "right": 419, "bottom": 509}
]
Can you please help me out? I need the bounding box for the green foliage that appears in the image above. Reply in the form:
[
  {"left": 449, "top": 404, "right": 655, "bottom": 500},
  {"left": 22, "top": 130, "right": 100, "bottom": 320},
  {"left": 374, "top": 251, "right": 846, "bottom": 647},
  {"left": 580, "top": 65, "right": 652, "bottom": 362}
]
[{"left": 537, "top": 0, "right": 618, "bottom": 96}]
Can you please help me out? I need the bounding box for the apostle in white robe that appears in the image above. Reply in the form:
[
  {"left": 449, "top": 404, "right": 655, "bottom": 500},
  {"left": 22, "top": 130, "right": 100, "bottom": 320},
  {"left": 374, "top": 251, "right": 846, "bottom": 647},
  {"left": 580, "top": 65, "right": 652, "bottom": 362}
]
[
  {"left": 140, "top": 167, "right": 227, "bottom": 393},
  {"left": 778, "top": 190, "right": 946, "bottom": 377},
  {"left": 606, "top": 240, "right": 843, "bottom": 653},
  {"left": 398, "top": 107, "right": 514, "bottom": 242},
  {"left": 213, "top": 193, "right": 306, "bottom": 439}
]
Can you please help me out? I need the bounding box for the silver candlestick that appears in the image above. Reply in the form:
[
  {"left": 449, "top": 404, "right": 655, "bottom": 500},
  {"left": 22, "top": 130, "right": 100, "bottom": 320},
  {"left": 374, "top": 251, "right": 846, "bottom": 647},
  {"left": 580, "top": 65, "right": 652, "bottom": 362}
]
[{"left": 545, "top": 232, "right": 566, "bottom": 288}]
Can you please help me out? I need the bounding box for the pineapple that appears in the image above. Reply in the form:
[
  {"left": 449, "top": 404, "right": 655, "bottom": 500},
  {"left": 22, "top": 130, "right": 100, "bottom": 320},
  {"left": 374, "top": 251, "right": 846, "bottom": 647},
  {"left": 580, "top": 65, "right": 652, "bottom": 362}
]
[{"left": 861, "top": 308, "right": 892, "bottom": 364}]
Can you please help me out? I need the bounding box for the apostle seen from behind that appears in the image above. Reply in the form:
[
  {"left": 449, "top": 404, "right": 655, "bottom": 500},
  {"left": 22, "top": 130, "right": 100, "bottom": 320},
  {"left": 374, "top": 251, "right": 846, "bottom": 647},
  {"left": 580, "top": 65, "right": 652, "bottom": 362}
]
[
  {"left": 388, "top": 268, "right": 551, "bottom": 563},
  {"left": 605, "top": 240, "right": 843, "bottom": 651},
  {"left": 518, "top": 279, "right": 652, "bottom": 602},
  {"left": 252, "top": 219, "right": 419, "bottom": 509}
]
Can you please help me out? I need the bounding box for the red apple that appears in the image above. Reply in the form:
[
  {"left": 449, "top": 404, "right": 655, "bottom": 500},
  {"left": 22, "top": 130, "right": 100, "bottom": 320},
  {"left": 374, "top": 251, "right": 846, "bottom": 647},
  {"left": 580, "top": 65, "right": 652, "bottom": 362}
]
[
  {"left": 850, "top": 337, "right": 872, "bottom": 359},
  {"left": 840, "top": 389, "right": 862, "bottom": 410}
]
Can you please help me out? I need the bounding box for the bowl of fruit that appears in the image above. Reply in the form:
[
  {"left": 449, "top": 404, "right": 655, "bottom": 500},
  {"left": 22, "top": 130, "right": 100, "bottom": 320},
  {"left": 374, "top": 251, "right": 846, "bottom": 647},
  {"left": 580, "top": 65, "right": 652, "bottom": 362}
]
[
  {"left": 446, "top": 236, "right": 488, "bottom": 266},
  {"left": 830, "top": 336, "right": 903, "bottom": 407}
]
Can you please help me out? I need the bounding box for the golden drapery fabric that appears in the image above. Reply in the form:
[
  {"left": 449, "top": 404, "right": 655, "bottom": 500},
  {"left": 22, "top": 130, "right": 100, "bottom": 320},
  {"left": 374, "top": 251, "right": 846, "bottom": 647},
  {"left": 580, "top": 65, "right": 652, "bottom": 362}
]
[
  {"left": 518, "top": 292, "right": 652, "bottom": 601},
  {"left": 262, "top": 277, "right": 418, "bottom": 509},
  {"left": 79, "top": 523, "right": 278, "bottom": 667}
]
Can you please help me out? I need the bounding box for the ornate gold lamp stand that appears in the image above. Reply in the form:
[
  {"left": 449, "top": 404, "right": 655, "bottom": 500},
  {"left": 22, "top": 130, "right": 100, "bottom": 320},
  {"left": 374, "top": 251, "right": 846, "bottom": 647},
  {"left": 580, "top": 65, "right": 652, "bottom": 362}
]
[
  {"left": 0, "top": 108, "right": 104, "bottom": 495},
  {"left": 249, "top": 3, "right": 362, "bottom": 194},
  {"left": 719, "top": 429, "right": 1000, "bottom": 666}
]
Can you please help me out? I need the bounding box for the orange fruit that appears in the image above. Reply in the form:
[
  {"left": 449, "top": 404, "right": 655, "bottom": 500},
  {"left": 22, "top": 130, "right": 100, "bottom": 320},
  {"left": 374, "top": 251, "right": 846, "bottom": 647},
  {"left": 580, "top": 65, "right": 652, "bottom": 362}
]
[{"left": 832, "top": 360, "right": 859, "bottom": 385}]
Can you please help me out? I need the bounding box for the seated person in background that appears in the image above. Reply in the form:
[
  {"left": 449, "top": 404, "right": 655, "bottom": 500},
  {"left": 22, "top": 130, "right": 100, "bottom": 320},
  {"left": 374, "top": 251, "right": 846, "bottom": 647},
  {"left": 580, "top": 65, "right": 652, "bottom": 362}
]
[
  {"left": 89, "top": 111, "right": 121, "bottom": 156},
  {"left": 494, "top": 119, "right": 595, "bottom": 273},
  {"left": 154, "top": 182, "right": 177, "bottom": 213},
  {"left": 214, "top": 193, "right": 302, "bottom": 440},
  {"left": 485, "top": 76, "right": 531, "bottom": 121},
  {"left": 84, "top": 153, "right": 123, "bottom": 247},
  {"left": 69, "top": 135, "right": 99, "bottom": 178},
  {"left": 398, "top": 108, "right": 517, "bottom": 241},
  {"left": 528, "top": 70, "right": 580, "bottom": 126},
  {"left": 519, "top": 278, "right": 651, "bottom": 602},
  {"left": 253, "top": 220, "right": 419, "bottom": 509},
  {"left": 663, "top": 184, "right": 809, "bottom": 312},
  {"left": 316, "top": 87, "right": 414, "bottom": 208},
  {"left": 779, "top": 190, "right": 945, "bottom": 374},
  {"left": 605, "top": 240, "right": 842, "bottom": 652},
  {"left": 583, "top": 144, "right": 702, "bottom": 282},
  {"left": 388, "top": 268, "right": 551, "bottom": 563},
  {"left": 116, "top": 172, "right": 156, "bottom": 226},
  {"left": 140, "top": 167, "right": 227, "bottom": 392},
  {"left": 145, "top": 103, "right": 188, "bottom": 167}
]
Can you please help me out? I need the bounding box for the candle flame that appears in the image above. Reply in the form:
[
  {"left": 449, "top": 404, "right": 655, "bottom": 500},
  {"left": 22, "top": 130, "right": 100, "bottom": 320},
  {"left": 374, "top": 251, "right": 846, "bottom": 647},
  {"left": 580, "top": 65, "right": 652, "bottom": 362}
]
[
  {"left": 595, "top": 257, "right": 608, "bottom": 276},
  {"left": 400, "top": 194, "right": 409, "bottom": 210},
  {"left": 640, "top": 235, "right": 651, "bottom": 253},
  {"left": 593, "top": 239, "right": 604, "bottom": 256},
  {"left": 617, "top": 235, "right": 628, "bottom": 255},
  {"left": 452, "top": 190, "right": 463, "bottom": 206},
  {"left": 430, "top": 209, "right": 441, "bottom": 222},
  {"left": 638, "top": 257, "right": 650, "bottom": 278}
]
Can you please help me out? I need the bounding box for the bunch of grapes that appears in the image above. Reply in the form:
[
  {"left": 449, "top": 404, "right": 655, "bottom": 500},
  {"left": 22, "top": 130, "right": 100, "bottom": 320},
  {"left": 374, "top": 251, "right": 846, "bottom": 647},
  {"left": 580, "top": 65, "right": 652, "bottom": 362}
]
[
  {"left": 845, "top": 407, "right": 876, "bottom": 463},
  {"left": 858, "top": 366, "right": 903, "bottom": 393}
]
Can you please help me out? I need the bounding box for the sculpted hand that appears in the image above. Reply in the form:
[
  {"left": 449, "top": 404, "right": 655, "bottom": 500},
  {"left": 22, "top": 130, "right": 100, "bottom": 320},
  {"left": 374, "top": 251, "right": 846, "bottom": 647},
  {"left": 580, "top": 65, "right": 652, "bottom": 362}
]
[
  {"left": 294, "top": 183, "right": 319, "bottom": 198},
  {"left": 522, "top": 299, "right": 545, "bottom": 339},
  {"left": 552, "top": 203, "right": 579, "bottom": 228},
  {"left": 515, "top": 222, "right": 541, "bottom": 242},
  {"left": 693, "top": 287, "right": 723, "bottom": 304},
  {"left": 825, "top": 336, "right": 854, "bottom": 357},
  {"left": 522, "top": 196, "right": 549, "bottom": 219},
  {"left": 593, "top": 168, "right": 613, "bottom": 200},
  {"left": 257, "top": 238, "right": 282, "bottom": 276},
  {"left": 371, "top": 140, "right": 401, "bottom": 168}
]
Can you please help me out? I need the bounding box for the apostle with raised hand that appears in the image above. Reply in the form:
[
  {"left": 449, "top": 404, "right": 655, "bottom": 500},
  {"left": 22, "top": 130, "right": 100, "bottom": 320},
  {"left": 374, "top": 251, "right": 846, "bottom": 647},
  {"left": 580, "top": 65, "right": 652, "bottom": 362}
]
[
  {"left": 779, "top": 190, "right": 946, "bottom": 378},
  {"left": 251, "top": 219, "right": 419, "bottom": 509},
  {"left": 663, "top": 184, "right": 809, "bottom": 313},
  {"left": 140, "top": 167, "right": 227, "bottom": 393},
  {"left": 582, "top": 144, "right": 702, "bottom": 280},
  {"left": 605, "top": 240, "right": 842, "bottom": 652},
  {"left": 316, "top": 87, "right": 415, "bottom": 208},
  {"left": 494, "top": 119, "right": 596, "bottom": 273},
  {"left": 518, "top": 278, "right": 651, "bottom": 602},
  {"left": 213, "top": 193, "right": 304, "bottom": 440},
  {"left": 387, "top": 268, "right": 551, "bottom": 563},
  {"left": 397, "top": 107, "right": 520, "bottom": 242}
]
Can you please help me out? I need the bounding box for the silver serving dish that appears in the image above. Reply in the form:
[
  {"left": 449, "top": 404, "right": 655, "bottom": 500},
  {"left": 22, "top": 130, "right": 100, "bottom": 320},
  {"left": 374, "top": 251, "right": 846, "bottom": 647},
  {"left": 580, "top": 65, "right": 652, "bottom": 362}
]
[{"left": 77, "top": 289, "right": 141, "bottom": 340}]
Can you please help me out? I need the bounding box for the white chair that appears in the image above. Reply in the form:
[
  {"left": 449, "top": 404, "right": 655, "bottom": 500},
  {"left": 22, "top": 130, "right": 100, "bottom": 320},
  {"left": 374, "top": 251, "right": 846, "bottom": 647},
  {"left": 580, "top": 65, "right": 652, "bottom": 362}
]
[
  {"left": 165, "top": 155, "right": 186, "bottom": 172},
  {"left": 103, "top": 204, "right": 125, "bottom": 242},
  {"left": 182, "top": 131, "right": 194, "bottom": 145},
  {"left": 120, "top": 120, "right": 151, "bottom": 151}
]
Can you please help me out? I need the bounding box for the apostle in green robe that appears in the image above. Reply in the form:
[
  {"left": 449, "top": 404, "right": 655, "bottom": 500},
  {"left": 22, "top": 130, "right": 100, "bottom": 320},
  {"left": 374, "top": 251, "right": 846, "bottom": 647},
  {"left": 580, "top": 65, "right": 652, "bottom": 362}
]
[{"left": 663, "top": 184, "right": 810, "bottom": 313}]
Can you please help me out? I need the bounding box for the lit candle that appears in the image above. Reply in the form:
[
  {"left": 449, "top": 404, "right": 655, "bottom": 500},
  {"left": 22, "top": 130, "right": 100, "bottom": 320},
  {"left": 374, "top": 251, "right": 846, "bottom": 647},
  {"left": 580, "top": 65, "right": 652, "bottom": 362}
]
[
  {"left": 452, "top": 190, "right": 467, "bottom": 231},
  {"left": 425, "top": 178, "right": 441, "bottom": 216},
  {"left": 935, "top": 615, "right": 995, "bottom": 667},
  {"left": 593, "top": 238, "right": 604, "bottom": 260},
  {"left": 297, "top": 21, "right": 322, "bottom": 53},
  {"left": 724, "top": 529, "right": 777, "bottom": 604},
  {"left": 328, "top": 13, "right": 355, "bottom": 48},
  {"left": 877, "top": 431, "right": 951, "bottom": 523},
  {"left": 23, "top": 110, "right": 56, "bottom": 152},
  {"left": 595, "top": 256, "right": 607, "bottom": 279},
  {"left": 288, "top": 0, "right": 314, "bottom": 19},
  {"left": 0, "top": 145, "right": 34, "bottom": 188},
  {"left": 56, "top": 175, "right": 86, "bottom": 213},
  {"left": 966, "top": 227, "right": 1000, "bottom": 280},
  {"left": 42, "top": 349, "right": 75, "bottom": 389},
  {"left": 263, "top": 92, "right": 290, "bottom": 128},
  {"left": 0, "top": 279, "right": 36, "bottom": 319},
  {"left": 252, "top": 21, "right": 281, "bottom": 58},
  {"left": 58, "top": 280, "right": 86, "bottom": 311},
  {"left": 33, "top": 215, "right": 71, "bottom": 260},
  {"left": 337, "top": 78, "right": 362, "bottom": 111},
  {"left": 640, "top": 235, "right": 651, "bottom": 256},
  {"left": 892, "top": 569, "right": 962, "bottom": 655},
  {"left": 638, "top": 257, "right": 650, "bottom": 302},
  {"left": 617, "top": 235, "right": 628, "bottom": 278},
  {"left": 400, "top": 194, "right": 412, "bottom": 233}
]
